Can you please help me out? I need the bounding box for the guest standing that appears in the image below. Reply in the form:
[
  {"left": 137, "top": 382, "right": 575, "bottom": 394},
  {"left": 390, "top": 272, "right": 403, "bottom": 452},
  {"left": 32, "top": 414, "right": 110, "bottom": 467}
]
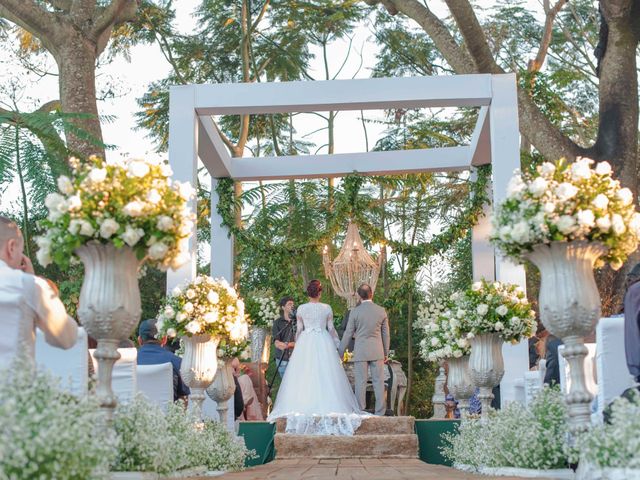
[
  {"left": 137, "top": 319, "right": 189, "bottom": 401},
  {"left": 272, "top": 296, "right": 295, "bottom": 378},
  {"left": 623, "top": 263, "right": 640, "bottom": 384},
  {"left": 0, "top": 216, "right": 77, "bottom": 367}
]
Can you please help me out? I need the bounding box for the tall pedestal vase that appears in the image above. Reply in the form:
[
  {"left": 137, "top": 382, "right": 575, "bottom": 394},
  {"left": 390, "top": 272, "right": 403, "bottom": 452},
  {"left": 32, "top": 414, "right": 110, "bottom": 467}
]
[
  {"left": 181, "top": 334, "right": 219, "bottom": 420},
  {"left": 250, "top": 326, "right": 271, "bottom": 363},
  {"left": 206, "top": 359, "right": 236, "bottom": 429},
  {"left": 525, "top": 240, "right": 606, "bottom": 432},
  {"left": 469, "top": 333, "right": 504, "bottom": 420},
  {"left": 76, "top": 242, "right": 141, "bottom": 420},
  {"left": 447, "top": 356, "right": 474, "bottom": 414},
  {"left": 431, "top": 364, "right": 447, "bottom": 418}
]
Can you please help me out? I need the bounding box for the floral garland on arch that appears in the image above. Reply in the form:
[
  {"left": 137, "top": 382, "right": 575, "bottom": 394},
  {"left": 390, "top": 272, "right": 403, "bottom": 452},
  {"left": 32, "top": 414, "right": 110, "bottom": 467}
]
[
  {"left": 36, "top": 155, "right": 195, "bottom": 270},
  {"left": 417, "top": 299, "right": 471, "bottom": 362},
  {"left": 156, "top": 275, "right": 249, "bottom": 343},
  {"left": 453, "top": 280, "right": 537, "bottom": 343},
  {"left": 491, "top": 158, "right": 640, "bottom": 270}
]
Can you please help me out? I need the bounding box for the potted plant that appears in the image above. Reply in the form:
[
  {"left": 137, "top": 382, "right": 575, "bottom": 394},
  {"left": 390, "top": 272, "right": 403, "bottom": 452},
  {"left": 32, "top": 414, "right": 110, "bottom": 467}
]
[
  {"left": 156, "top": 275, "right": 249, "bottom": 420},
  {"left": 491, "top": 158, "right": 640, "bottom": 430},
  {"left": 36, "top": 155, "right": 194, "bottom": 418}
]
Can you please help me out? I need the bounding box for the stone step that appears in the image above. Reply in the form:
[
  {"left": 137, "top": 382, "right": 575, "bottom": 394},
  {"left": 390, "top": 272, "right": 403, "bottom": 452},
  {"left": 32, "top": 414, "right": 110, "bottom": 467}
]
[
  {"left": 274, "top": 433, "right": 419, "bottom": 459},
  {"left": 276, "top": 416, "right": 415, "bottom": 435}
]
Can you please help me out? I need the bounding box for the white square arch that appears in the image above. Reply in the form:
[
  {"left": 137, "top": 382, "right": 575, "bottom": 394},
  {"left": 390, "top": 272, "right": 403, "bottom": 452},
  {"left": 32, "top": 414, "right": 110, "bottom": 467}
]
[{"left": 167, "top": 73, "right": 527, "bottom": 406}]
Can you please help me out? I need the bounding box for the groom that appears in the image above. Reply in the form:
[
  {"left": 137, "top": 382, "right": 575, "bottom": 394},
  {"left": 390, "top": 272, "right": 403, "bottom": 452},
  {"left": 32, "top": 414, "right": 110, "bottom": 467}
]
[{"left": 339, "top": 283, "right": 390, "bottom": 416}]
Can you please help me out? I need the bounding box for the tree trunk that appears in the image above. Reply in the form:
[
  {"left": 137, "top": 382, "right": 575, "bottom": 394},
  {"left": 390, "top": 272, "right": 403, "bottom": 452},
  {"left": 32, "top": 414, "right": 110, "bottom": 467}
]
[{"left": 57, "top": 41, "right": 104, "bottom": 158}]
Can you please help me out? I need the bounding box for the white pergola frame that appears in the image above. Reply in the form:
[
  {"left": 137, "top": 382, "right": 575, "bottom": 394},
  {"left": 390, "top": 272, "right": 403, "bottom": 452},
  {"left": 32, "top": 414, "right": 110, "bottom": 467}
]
[{"left": 167, "top": 73, "right": 527, "bottom": 406}]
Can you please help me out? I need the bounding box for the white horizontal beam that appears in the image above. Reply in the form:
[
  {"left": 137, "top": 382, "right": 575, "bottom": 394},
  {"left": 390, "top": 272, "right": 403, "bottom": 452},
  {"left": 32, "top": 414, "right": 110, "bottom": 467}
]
[
  {"left": 193, "top": 75, "right": 493, "bottom": 114},
  {"left": 228, "top": 146, "right": 471, "bottom": 180},
  {"left": 470, "top": 106, "right": 491, "bottom": 166}
]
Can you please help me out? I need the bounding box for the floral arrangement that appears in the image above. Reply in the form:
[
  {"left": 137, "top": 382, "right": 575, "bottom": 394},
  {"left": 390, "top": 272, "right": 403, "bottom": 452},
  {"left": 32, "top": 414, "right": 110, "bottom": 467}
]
[
  {"left": 113, "top": 396, "right": 251, "bottom": 473},
  {"left": 417, "top": 297, "right": 471, "bottom": 362},
  {"left": 36, "top": 155, "right": 195, "bottom": 270},
  {"left": 491, "top": 158, "right": 640, "bottom": 270},
  {"left": 441, "top": 387, "right": 574, "bottom": 471},
  {"left": 0, "top": 365, "right": 116, "bottom": 479},
  {"left": 218, "top": 338, "right": 250, "bottom": 360},
  {"left": 156, "top": 275, "right": 249, "bottom": 343},
  {"left": 245, "top": 294, "right": 279, "bottom": 328},
  {"left": 577, "top": 391, "right": 640, "bottom": 470},
  {"left": 452, "top": 280, "right": 536, "bottom": 343}
]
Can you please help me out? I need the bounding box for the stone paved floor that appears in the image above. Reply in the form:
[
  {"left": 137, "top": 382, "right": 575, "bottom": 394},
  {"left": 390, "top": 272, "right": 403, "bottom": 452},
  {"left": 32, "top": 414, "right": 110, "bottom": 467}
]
[{"left": 192, "top": 459, "right": 551, "bottom": 479}]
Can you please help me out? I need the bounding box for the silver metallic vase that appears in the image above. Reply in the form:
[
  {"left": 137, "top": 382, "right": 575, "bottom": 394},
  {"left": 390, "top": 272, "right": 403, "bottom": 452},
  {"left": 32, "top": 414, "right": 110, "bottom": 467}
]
[{"left": 181, "top": 334, "right": 219, "bottom": 420}]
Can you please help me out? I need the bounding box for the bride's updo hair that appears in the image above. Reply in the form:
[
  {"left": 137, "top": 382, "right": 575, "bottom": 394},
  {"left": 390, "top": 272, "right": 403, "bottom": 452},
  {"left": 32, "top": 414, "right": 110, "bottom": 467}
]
[{"left": 306, "top": 279, "right": 322, "bottom": 298}]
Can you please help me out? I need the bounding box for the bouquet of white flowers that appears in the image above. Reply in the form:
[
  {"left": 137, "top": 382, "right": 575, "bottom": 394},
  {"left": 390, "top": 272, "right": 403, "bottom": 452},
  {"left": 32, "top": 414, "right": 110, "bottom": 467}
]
[
  {"left": 36, "top": 155, "right": 195, "bottom": 270},
  {"left": 418, "top": 298, "right": 471, "bottom": 362},
  {"left": 156, "top": 275, "right": 249, "bottom": 343},
  {"left": 452, "top": 280, "right": 536, "bottom": 343},
  {"left": 492, "top": 158, "right": 640, "bottom": 270},
  {"left": 245, "top": 294, "right": 279, "bottom": 328}
]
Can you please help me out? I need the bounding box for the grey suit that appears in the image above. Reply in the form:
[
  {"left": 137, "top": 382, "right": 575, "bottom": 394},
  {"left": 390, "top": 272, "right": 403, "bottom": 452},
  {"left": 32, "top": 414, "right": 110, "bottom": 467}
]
[{"left": 339, "top": 300, "right": 390, "bottom": 415}]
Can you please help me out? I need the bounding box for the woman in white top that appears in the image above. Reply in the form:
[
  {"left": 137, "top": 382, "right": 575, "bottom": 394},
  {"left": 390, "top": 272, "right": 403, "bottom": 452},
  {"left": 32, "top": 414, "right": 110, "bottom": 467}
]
[{"left": 267, "top": 279, "right": 366, "bottom": 435}]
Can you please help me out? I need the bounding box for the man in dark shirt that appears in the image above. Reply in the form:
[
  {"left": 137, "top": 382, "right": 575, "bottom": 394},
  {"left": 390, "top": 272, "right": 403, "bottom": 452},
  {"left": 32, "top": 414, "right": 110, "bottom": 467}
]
[
  {"left": 544, "top": 335, "right": 563, "bottom": 386},
  {"left": 623, "top": 263, "right": 640, "bottom": 384},
  {"left": 137, "top": 319, "right": 190, "bottom": 401},
  {"left": 272, "top": 296, "right": 295, "bottom": 378}
]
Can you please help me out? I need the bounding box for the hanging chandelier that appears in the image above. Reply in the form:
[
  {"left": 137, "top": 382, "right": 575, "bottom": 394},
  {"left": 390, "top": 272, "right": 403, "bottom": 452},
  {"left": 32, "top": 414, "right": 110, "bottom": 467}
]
[{"left": 322, "top": 222, "right": 383, "bottom": 308}]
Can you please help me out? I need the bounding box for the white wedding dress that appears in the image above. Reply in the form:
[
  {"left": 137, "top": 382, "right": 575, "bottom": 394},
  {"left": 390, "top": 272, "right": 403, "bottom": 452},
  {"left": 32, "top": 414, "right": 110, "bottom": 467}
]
[{"left": 267, "top": 301, "right": 367, "bottom": 435}]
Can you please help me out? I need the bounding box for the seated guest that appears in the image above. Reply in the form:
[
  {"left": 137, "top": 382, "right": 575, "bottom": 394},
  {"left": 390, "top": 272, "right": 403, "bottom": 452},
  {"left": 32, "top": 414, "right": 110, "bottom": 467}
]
[
  {"left": 0, "top": 216, "right": 77, "bottom": 367},
  {"left": 137, "top": 319, "right": 189, "bottom": 401},
  {"left": 231, "top": 358, "right": 264, "bottom": 421},
  {"left": 544, "top": 335, "right": 563, "bottom": 386},
  {"left": 234, "top": 375, "right": 244, "bottom": 421}
]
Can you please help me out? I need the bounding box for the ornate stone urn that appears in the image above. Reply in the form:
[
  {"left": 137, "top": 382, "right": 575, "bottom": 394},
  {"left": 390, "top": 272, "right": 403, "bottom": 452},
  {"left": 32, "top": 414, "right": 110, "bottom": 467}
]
[
  {"left": 181, "top": 334, "right": 219, "bottom": 420},
  {"left": 206, "top": 358, "right": 236, "bottom": 428},
  {"left": 447, "top": 356, "right": 474, "bottom": 414},
  {"left": 525, "top": 240, "right": 607, "bottom": 431},
  {"left": 469, "top": 333, "right": 504, "bottom": 420},
  {"left": 431, "top": 364, "right": 447, "bottom": 418},
  {"left": 76, "top": 242, "right": 141, "bottom": 420},
  {"left": 249, "top": 326, "right": 271, "bottom": 363}
]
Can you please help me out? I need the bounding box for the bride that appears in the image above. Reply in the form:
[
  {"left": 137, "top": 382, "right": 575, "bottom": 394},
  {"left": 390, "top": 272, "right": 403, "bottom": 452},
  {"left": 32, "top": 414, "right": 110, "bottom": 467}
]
[{"left": 267, "top": 279, "right": 367, "bottom": 435}]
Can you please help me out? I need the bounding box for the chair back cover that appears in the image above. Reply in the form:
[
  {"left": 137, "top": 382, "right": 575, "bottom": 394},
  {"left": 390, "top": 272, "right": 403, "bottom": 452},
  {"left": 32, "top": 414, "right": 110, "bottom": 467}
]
[
  {"left": 137, "top": 362, "right": 173, "bottom": 411},
  {"left": 90, "top": 347, "right": 138, "bottom": 402},
  {"left": 35, "top": 326, "right": 88, "bottom": 397}
]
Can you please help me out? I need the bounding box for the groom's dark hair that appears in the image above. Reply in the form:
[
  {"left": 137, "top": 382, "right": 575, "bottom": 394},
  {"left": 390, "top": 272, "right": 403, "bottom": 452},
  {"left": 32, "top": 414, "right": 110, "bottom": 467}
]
[{"left": 357, "top": 284, "right": 372, "bottom": 300}]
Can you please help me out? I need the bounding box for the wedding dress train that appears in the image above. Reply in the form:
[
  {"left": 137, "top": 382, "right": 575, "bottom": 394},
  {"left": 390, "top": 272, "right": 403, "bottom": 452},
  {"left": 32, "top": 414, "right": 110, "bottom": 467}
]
[{"left": 267, "top": 302, "right": 367, "bottom": 435}]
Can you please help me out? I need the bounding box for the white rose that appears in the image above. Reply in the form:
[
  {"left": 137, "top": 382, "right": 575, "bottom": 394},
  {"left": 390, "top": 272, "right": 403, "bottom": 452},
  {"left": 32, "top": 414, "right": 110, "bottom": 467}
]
[
  {"left": 570, "top": 158, "right": 592, "bottom": 181},
  {"left": 185, "top": 320, "right": 201, "bottom": 334},
  {"left": 539, "top": 162, "right": 556, "bottom": 176},
  {"left": 456, "top": 339, "right": 468, "bottom": 349},
  {"left": 511, "top": 221, "right": 531, "bottom": 244},
  {"left": 128, "top": 160, "right": 150, "bottom": 178},
  {"left": 186, "top": 289, "right": 196, "bottom": 299},
  {"left": 494, "top": 321, "right": 505, "bottom": 331},
  {"left": 595, "top": 161, "right": 612, "bottom": 176},
  {"left": 174, "top": 181, "right": 195, "bottom": 200},
  {"left": 36, "top": 248, "right": 52, "bottom": 267},
  {"left": 156, "top": 216, "right": 174, "bottom": 232},
  {"left": 576, "top": 209, "right": 596, "bottom": 228},
  {"left": 45, "top": 193, "right": 64, "bottom": 212},
  {"left": 496, "top": 305, "right": 508, "bottom": 316},
  {"left": 476, "top": 304, "right": 489, "bottom": 316},
  {"left": 164, "top": 305, "right": 175, "bottom": 318},
  {"left": 466, "top": 332, "right": 475, "bottom": 339},
  {"left": 68, "top": 219, "right": 82, "bottom": 235},
  {"left": 596, "top": 215, "right": 612, "bottom": 233},
  {"left": 471, "top": 282, "right": 482, "bottom": 291},
  {"left": 443, "top": 345, "right": 453, "bottom": 357},
  {"left": 123, "top": 200, "right": 146, "bottom": 217},
  {"left": 36, "top": 236, "right": 52, "bottom": 250},
  {"left": 57, "top": 175, "right": 74, "bottom": 194},
  {"left": 555, "top": 215, "right": 577, "bottom": 235},
  {"left": 172, "top": 286, "right": 182, "bottom": 296},
  {"left": 87, "top": 168, "right": 107, "bottom": 184},
  {"left": 67, "top": 195, "right": 82, "bottom": 212},
  {"left": 207, "top": 291, "right": 219, "bottom": 304},
  {"left": 176, "top": 312, "right": 187, "bottom": 323},
  {"left": 160, "top": 163, "right": 173, "bottom": 177},
  {"left": 528, "top": 177, "right": 548, "bottom": 198},
  {"left": 543, "top": 202, "right": 556, "bottom": 214},
  {"left": 79, "top": 220, "right": 95, "bottom": 237},
  {"left": 453, "top": 350, "right": 463, "bottom": 358},
  {"left": 166, "top": 328, "right": 177, "bottom": 338},
  {"left": 555, "top": 183, "right": 579, "bottom": 201},
  {"left": 629, "top": 213, "right": 640, "bottom": 236},
  {"left": 430, "top": 337, "right": 440, "bottom": 347},
  {"left": 611, "top": 214, "right": 626, "bottom": 235},
  {"left": 592, "top": 194, "right": 609, "bottom": 210},
  {"left": 183, "top": 302, "right": 194, "bottom": 313},
  {"left": 100, "top": 218, "right": 120, "bottom": 239},
  {"left": 148, "top": 242, "right": 169, "bottom": 260},
  {"left": 204, "top": 311, "right": 218, "bottom": 324},
  {"left": 122, "top": 225, "right": 145, "bottom": 247},
  {"left": 147, "top": 189, "right": 162, "bottom": 204},
  {"left": 506, "top": 175, "right": 525, "bottom": 198},
  {"left": 617, "top": 188, "right": 634, "bottom": 206}
]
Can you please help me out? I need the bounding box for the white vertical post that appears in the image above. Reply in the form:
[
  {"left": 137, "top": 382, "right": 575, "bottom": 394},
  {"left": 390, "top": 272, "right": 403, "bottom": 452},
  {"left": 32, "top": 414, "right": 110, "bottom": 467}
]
[
  {"left": 210, "top": 178, "right": 234, "bottom": 282},
  {"left": 471, "top": 169, "right": 495, "bottom": 282},
  {"left": 490, "top": 74, "right": 528, "bottom": 407},
  {"left": 167, "top": 86, "right": 198, "bottom": 292}
]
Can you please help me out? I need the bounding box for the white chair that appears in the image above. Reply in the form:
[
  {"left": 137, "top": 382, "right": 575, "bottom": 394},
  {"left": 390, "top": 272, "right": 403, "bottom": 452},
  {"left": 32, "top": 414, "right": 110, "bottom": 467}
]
[
  {"left": 90, "top": 347, "right": 138, "bottom": 403},
  {"left": 596, "top": 317, "right": 637, "bottom": 416},
  {"left": 35, "top": 326, "right": 89, "bottom": 397},
  {"left": 524, "top": 370, "right": 544, "bottom": 406},
  {"left": 136, "top": 363, "right": 173, "bottom": 411},
  {"left": 558, "top": 343, "right": 598, "bottom": 397}
]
